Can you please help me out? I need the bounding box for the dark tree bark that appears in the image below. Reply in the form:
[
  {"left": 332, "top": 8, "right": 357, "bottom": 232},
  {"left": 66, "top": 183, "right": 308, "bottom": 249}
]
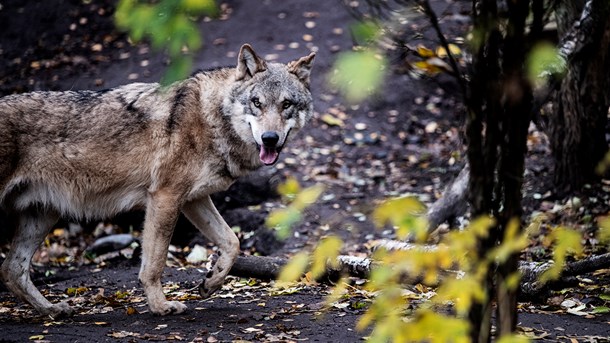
[
  {"left": 465, "top": 0, "right": 532, "bottom": 341},
  {"left": 549, "top": 0, "right": 610, "bottom": 192}
]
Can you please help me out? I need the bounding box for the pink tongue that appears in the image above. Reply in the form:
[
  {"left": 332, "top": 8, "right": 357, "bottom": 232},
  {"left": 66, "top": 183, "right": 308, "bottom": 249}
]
[{"left": 259, "top": 146, "right": 279, "bottom": 165}]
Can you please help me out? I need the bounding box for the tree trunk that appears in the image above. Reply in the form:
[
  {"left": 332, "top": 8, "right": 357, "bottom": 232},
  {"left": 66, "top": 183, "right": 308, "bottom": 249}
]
[{"left": 549, "top": 0, "right": 610, "bottom": 192}]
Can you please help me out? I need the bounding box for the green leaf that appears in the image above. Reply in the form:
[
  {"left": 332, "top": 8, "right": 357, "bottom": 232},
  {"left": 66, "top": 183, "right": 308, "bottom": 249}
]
[
  {"left": 115, "top": 0, "right": 217, "bottom": 84},
  {"left": 266, "top": 207, "right": 301, "bottom": 240},
  {"left": 181, "top": 0, "right": 217, "bottom": 15},
  {"left": 350, "top": 21, "right": 381, "bottom": 45},
  {"left": 527, "top": 42, "right": 566, "bottom": 88},
  {"left": 161, "top": 56, "right": 192, "bottom": 86},
  {"left": 329, "top": 50, "right": 387, "bottom": 102},
  {"left": 599, "top": 294, "right": 610, "bottom": 301},
  {"left": 592, "top": 306, "right": 610, "bottom": 314}
]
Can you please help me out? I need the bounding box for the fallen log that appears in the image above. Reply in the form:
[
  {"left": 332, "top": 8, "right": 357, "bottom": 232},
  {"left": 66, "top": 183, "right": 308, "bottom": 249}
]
[
  {"left": 426, "top": 163, "right": 470, "bottom": 232},
  {"left": 226, "top": 244, "right": 610, "bottom": 300}
]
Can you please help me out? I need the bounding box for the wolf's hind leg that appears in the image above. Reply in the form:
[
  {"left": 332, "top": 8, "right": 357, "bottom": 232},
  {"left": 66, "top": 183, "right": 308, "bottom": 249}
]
[
  {"left": 0, "top": 208, "right": 70, "bottom": 317},
  {"left": 181, "top": 196, "right": 240, "bottom": 298}
]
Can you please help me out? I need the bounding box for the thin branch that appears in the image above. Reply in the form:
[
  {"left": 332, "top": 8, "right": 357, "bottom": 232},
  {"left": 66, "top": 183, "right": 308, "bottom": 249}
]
[{"left": 417, "top": 0, "right": 467, "bottom": 97}]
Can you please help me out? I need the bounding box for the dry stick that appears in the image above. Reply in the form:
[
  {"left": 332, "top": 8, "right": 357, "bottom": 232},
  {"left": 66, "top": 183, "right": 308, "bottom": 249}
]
[
  {"left": 417, "top": 0, "right": 467, "bottom": 97},
  {"left": 426, "top": 163, "right": 470, "bottom": 232}
]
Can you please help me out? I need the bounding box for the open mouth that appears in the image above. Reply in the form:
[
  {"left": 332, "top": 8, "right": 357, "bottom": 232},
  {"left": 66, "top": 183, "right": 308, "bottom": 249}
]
[{"left": 258, "top": 144, "right": 283, "bottom": 165}]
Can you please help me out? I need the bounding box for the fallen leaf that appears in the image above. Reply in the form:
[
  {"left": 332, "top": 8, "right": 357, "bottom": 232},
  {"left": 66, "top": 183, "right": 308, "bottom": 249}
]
[
  {"left": 126, "top": 306, "right": 138, "bottom": 315},
  {"left": 321, "top": 113, "right": 344, "bottom": 127},
  {"left": 416, "top": 45, "right": 436, "bottom": 58},
  {"left": 186, "top": 244, "right": 208, "bottom": 264}
]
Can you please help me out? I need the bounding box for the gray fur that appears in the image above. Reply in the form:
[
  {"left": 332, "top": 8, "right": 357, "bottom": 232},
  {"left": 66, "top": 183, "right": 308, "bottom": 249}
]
[{"left": 0, "top": 44, "right": 315, "bottom": 317}]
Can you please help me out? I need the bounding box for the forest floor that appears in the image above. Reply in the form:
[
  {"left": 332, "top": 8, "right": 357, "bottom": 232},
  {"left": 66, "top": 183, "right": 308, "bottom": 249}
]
[{"left": 0, "top": 0, "right": 609, "bottom": 342}]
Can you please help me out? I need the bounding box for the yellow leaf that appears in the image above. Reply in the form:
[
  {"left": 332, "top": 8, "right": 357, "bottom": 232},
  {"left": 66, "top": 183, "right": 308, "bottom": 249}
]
[
  {"left": 310, "top": 236, "right": 343, "bottom": 279},
  {"left": 277, "top": 252, "right": 309, "bottom": 283},
  {"left": 29, "top": 335, "right": 44, "bottom": 341},
  {"left": 436, "top": 44, "right": 462, "bottom": 58},
  {"left": 416, "top": 44, "right": 436, "bottom": 58},
  {"left": 325, "top": 277, "right": 348, "bottom": 305},
  {"left": 321, "top": 113, "right": 345, "bottom": 127},
  {"left": 504, "top": 272, "right": 522, "bottom": 292},
  {"left": 292, "top": 184, "right": 325, "bottom": 211},
  {"left": 540, "top": 226, "right": 583, "bottom": 283},
  {"left": 181, "top": 0, "right": 216, "bottom": 13},
  {"left": 115, "top": 290, "right": 130, "bottom": 299},
  {"left": 467, "top": 215, "right": 496, "bottom": 238},
  {"left": 66, "top": 286, "right": 89, "bottom": 297},
  {"left": 436, "top": 277, "right": 487, "bottom": 315},
  {"left": 52, "top": 228, "right": 66, "bottom": 237},
  {"left": 597, "top": 216, "right": 610, "bottom": 244},
  {"left": 496, "top": 334, "right": 531, "bottom": 343},
  {"left": 277, "top": 177, "right": 301, "bottom": 198},
  {"left": 373, "top": 196, "right": 426, "bottom": 227},
  {"left": 412, "top": 60, "right": 443, "bottom": 75}
]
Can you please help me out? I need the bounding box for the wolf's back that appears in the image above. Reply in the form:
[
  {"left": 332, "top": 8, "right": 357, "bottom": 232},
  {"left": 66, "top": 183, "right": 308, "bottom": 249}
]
[{"left": 0, "top": 89, "right": 162, "bottom": 216}]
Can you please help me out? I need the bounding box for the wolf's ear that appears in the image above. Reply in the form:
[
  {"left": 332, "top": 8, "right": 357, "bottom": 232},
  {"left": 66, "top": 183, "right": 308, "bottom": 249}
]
[
  {"left": 288, "top": 52, "right": 316, "bottom": 87},
  {"left": 236, "top": 44, "right": 267, "bottom": 81}
]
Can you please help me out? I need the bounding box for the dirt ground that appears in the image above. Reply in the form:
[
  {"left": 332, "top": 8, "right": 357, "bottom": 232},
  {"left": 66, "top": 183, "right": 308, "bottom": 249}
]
[{"left": 1, "top": 0, "right": 609, "bottom": 342}]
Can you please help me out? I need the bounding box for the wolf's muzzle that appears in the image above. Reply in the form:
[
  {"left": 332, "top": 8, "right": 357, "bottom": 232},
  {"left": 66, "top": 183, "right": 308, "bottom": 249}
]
[
  {"left": 261, "top": 131, "right": 279, "bottom": 146},
  {"left": 259, "top": 131, "right": 281, "bottom": 165}
]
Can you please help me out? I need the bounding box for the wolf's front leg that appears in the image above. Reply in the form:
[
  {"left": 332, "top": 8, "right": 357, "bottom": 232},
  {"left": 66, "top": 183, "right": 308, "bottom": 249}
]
[
  {"left": 181, "top": 196, "right": 240, "bottom": 298},
  {"left": 139, "top": 190, "right": 187, "bottom": 315}
]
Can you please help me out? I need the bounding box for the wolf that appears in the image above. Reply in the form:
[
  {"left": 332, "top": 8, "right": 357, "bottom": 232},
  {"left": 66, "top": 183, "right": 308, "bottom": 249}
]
[{"left": 0, "top": 44, "right": 315, "bottom": 317}]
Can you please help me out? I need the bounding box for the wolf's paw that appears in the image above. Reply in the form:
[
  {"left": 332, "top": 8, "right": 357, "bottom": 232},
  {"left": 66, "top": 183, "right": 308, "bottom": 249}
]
[
  {"left": 149, "top": 300, "right": 187, "bottom": 315},
  {"left": 198, "top": 278, "right": 221, "bottom": 299},
  {"left": 41, "top": 301, "right": 74, "bottom": 318}
]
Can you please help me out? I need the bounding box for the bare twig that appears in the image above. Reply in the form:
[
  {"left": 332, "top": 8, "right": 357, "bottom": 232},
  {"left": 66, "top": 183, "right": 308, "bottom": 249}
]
[{"left": 417, "top": 0, "right": 467, "bottom": 97}]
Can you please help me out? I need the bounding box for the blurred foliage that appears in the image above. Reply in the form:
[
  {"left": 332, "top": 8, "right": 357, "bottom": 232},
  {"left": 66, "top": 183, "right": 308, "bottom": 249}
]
[
  {"left": 373, "top": 196, "right": 427, "bottom": 241},
  {"left": 270, "top": 175, "right": 590, "bottom": 342},
  {"left": 115, "top": 0, "right": 217, "bottom": 85},
  {"left": 595, "top": 150, "right": 610, "bottom": 175},
  {"left": 411, "top": 43, "right": 462, "bottom": 76},
  {"left": 350, "top": 20, "right": 382, "bottom": 45},
  {"left": 329, "top": 49, "right": 387, "bottom": 103},
  {"left": 526, "top": 42, "right": 566, "bottom": 89},
  {"left": 328, "top": 21, "right": 387, "bottom": 103},
  {"left": 597, "top": 216, "right": 610, "bottom": 245},
  {"left": 539, "top": 227, "right": 583, "bottom": 283},
  {"left": 266, "top": 177, "right": 324, "bottom": 240}
]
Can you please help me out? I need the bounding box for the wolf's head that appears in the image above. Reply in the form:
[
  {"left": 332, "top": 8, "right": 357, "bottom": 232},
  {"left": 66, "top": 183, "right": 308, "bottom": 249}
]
[{"left": 224, "top": 44, "right": 315, "bottom": 166}]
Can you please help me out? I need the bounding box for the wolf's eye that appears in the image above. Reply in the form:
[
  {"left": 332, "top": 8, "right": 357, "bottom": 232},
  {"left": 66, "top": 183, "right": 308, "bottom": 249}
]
[
  {"left": 251, "top": 97, "right": 261, "bottom": 108},
  {"left": 282, "top": 100, "right": 293, "bottom": 110}
]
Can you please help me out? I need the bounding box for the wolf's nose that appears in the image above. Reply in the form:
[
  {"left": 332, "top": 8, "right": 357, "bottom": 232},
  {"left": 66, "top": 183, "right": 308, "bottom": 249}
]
[{"left": 261, "top": 131, "right": 279, "bottom": 146}]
